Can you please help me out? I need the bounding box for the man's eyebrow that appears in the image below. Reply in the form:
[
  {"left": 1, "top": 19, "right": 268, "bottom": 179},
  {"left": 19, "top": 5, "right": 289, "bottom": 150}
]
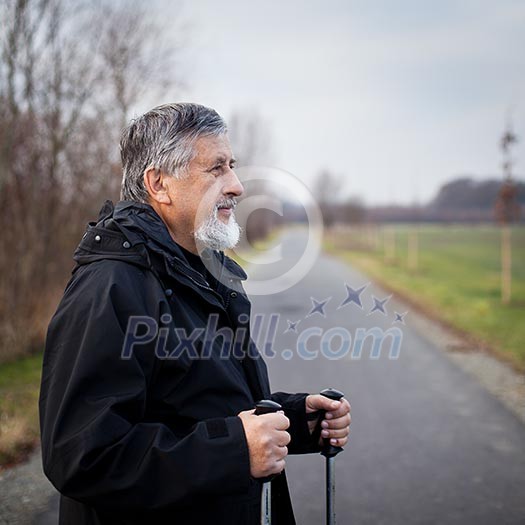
[{"left": 210, "top": 156, "right": 237, "bottom": 165}]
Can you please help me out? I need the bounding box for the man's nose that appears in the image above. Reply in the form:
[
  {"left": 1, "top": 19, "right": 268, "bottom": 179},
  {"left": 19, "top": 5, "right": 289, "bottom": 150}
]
[{"left": 224, "top": 168, "right": 244, "bottom": 197}]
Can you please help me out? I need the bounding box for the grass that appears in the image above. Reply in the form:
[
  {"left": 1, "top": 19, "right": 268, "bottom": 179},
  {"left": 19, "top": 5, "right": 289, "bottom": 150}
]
[
  {"left": 326, "top": 224, "right": 525, "bottom": 370},
  {"left": 0, "top": 352, "right": 43, "bottom": 468}
]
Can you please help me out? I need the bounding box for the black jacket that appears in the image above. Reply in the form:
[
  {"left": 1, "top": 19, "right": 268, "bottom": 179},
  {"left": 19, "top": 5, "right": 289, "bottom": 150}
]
[{"left": 39, "top": 201, "right": 318, "bottom": 525}]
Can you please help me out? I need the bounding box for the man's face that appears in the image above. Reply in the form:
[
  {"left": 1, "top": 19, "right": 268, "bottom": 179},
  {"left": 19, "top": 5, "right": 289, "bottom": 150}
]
[{"left": 161, "top": 134, "right": 244, "bottom": 252}]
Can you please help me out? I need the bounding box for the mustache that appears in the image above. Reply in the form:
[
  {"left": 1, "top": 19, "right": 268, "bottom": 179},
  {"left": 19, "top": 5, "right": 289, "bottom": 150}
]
[{"left": 215, "top": 198, "right": 237, "bottom": 211}]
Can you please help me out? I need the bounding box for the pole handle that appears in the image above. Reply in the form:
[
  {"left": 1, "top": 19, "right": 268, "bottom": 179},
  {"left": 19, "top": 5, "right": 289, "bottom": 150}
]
[
  {"left": 318, "top": 388, "right": 345, "bottom": 458},
  {"left": 254, "top": 399, "right": 282, "bottom": 416},
  {"left": 254, "top": 400, "right": 282, "bottom": 482}
]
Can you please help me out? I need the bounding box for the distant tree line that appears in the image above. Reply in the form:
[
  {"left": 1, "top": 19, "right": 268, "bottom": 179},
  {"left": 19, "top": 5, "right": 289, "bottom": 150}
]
[
  {"left": 306, "top": 171, "right": 525, "bottom": 226},
  {"left": 364, "top": 177, "right": 524, "bottom": 223}
]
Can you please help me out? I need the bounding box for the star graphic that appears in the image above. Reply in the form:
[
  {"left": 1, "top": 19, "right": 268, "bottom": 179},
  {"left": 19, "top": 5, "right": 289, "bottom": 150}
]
[
  {"left": 369, "top": 295, "right": 391, "bottom": 315},
  {"left": 393, "top": 311, "right": 407, "bottom": 324},
  {"left": 307, "top": 297, "right": 330, "bottom": 317},
  {"left": 338, "top": 283, "right": 368, "bottom": 309},
  {"left": 284, "top": 320, "right": 300, "bottom": 333}
]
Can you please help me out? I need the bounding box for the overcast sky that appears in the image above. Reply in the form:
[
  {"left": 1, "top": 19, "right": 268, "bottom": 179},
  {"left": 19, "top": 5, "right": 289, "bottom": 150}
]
[{"left": 142, "top": 0, "right": 525, "bottom": 206}]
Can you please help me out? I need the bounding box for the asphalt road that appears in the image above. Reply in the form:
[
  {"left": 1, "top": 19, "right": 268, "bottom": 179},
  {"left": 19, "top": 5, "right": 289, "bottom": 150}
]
[
  {"left": 29, "top": 228, "right": 525, "bottom": 524},
  {"left": 250, "top": 229, "right": 525, "bottom": 524}
]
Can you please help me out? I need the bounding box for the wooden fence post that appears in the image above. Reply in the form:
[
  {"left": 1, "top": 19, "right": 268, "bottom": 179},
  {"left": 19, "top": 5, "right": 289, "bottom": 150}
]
[
  {"left": 384, "top": 227, "right": 396, "bottom": 263},
  {"left": 501, "top": 225, "right": 512, "bottom": 304},
  {"left": 408, "top": 229, "right": 419, "bottom": 271}
]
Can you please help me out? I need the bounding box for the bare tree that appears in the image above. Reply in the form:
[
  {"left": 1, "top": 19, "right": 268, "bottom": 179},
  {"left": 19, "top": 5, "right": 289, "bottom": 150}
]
[
  {"left": 494, "top": 116, "right": 520, "bottom": 304},
  {"left": 0, "top": 0, "right": 183, "bottom": 362},
  {"left": 96, "top": 0, "right": 182, "bottom": 130},
  {"left": 228, "top": 109, "right": 279, "bottom": 244},
  {"left": 311, "top": 169, "right": 344, "bottom": 228},
  {"left": 337, "top": 197, "right": 366, "bottom": 225},
  {"left": 228, "top": 109, "right": 274, "bottom": 167}
]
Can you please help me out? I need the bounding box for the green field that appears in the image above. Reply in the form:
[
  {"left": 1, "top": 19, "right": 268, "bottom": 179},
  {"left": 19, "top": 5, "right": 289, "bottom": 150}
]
[
  {"left": 0, "top": 353, "right": 43, "bottom": 467},
  {"left": 326, "top": 224, "right": 525, "bottom": 369}
]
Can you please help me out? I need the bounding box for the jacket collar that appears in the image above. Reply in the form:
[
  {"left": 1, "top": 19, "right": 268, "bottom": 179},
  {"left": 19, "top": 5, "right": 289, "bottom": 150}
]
[{"left": 74, "top": 200, "right": 247, "bottom": 283}]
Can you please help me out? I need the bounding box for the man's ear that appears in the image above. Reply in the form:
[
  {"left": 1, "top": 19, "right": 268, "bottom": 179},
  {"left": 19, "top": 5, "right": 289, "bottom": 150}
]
[{"left": 143, "top": 167, "right": 171, "bottom": 205}]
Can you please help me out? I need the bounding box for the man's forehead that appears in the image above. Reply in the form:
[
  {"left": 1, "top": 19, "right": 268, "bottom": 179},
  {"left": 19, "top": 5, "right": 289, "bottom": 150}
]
[{"left": 192, "top": 135, "right": 234, "bottom": 164}]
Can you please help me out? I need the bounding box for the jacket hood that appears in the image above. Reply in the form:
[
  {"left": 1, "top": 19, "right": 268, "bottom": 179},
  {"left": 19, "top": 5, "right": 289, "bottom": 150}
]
[{"left": 73, "top": 200, "right": 247, "bottom": 282}]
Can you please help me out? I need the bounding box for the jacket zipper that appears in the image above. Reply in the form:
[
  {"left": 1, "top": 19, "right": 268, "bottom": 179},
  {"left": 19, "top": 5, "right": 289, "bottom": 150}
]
[{"left": 170, "top": 261, "right": 227, "bottom": 307}]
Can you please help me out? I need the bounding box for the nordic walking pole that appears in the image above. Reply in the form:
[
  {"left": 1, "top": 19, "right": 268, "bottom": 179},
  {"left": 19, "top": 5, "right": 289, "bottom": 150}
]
[
  {"left": 318, "top": 388, "right": 345, "bottom": 525},
  {"left": 254, "top": 399, "right": 283, "bottom": 525}
]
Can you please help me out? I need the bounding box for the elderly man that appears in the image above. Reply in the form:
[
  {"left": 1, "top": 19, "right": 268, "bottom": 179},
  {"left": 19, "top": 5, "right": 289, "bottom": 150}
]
[{"left": 39, "top": 103, "right": 350, "bottom": 525}]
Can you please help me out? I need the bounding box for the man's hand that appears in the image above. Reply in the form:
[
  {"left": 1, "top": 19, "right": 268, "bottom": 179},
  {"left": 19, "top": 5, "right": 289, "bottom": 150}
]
[
  {"left": 238, "top": 409, "right": 291, "bottom": 478},
  {"left": 306, "top": 395, "right": 351, "bottom": 447}
]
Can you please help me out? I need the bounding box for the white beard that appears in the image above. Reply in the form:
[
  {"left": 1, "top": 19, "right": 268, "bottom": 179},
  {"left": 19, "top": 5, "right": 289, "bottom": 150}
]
[{"left": 195, "top": 206, "right": 241, "bottom": 251}]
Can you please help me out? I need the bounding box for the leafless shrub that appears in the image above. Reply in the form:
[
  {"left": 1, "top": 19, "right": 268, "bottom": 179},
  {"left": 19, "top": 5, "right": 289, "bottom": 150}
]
[{"left": 0, "top": 0, "right": 182, "bottom": 362}]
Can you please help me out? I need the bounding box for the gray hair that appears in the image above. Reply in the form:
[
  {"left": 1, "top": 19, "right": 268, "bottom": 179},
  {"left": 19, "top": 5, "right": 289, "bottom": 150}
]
[{"left": 120, "top": 102, "right": 227, "bottom": 203}]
